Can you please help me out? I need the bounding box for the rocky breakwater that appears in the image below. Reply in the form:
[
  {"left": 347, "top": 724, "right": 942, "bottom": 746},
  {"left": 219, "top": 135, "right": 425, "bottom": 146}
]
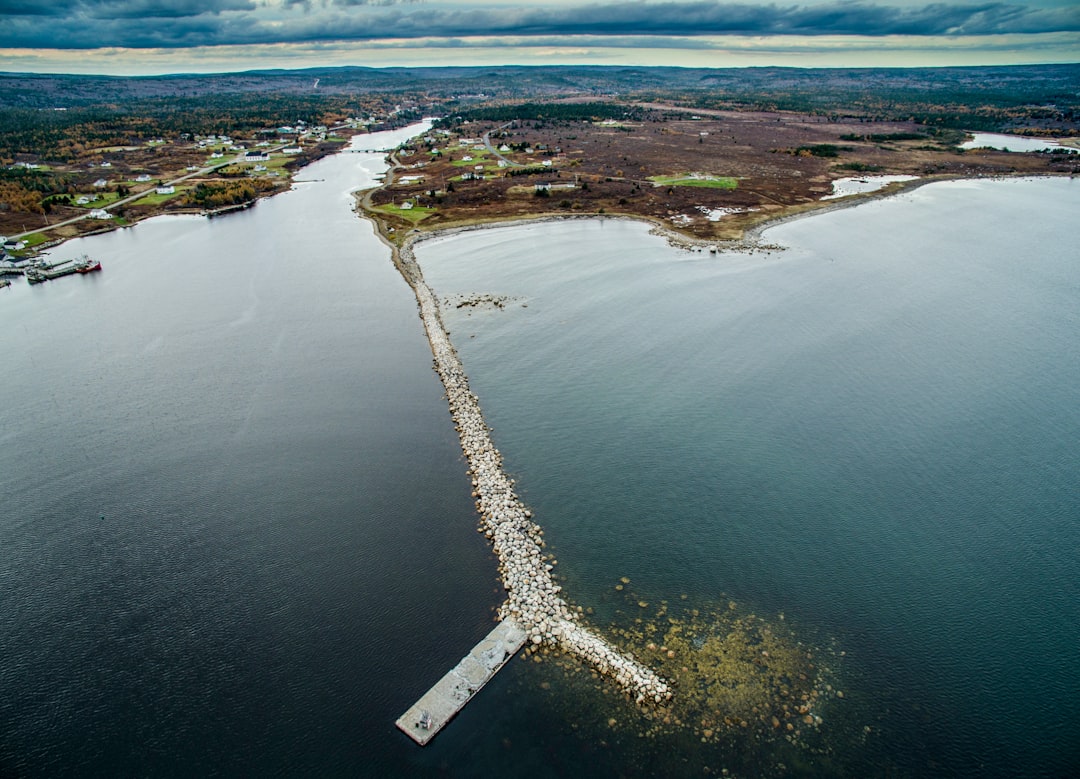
[{"left": 399, "top": 239, "right": 672, "bottom": 707}]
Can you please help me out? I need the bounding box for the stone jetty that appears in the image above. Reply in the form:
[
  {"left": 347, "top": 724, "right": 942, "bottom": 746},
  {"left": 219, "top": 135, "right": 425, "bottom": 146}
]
[{"left": 395, "top": 238, "right": 672, "bottom": 708}]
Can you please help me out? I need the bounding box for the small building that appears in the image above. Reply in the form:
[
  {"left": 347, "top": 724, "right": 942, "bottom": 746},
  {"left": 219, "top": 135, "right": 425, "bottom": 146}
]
[
  {"left": 88, "top": 209, "right": 111, "bottom": 219},
  {"left": 499, "top": 144, "right": 511, "bottom": 152},
  {"left": 93, "top": 178, "right": 108, "bottom": 188},
  {"left": 535, "top": 182, "right": 552, "bottom": 193},
  {"left": 253, "top": 164, "right": 267, "bottom": 172},
  {"left": 4, "top": 239, "right": 27, "bottom": 251},
  {"left": 245, "top": 151, "right": 270, "bottom": 162},
  {"left": 497, "top": 159, "right": 509, "bottom": 168},
  {"left": 100, "top": 161, "right": 112, "bottom": 168},
  {"left": 135, "top": 174, "right": 152, "bottom": 182},
  {"left": 156, "top": 185, "right": 175, "bottom": 195},
  {"left": 210, "top": 151, "right": 225, "bottom": 159},
  {"left": 76, "top": 196, "right": 91, "bottom": 205},
  {"left": 282, "top": 147, "right": 302, "bottom": 155},
  {"left": 400, "top": 201, "right": 414, "bottom": 210}
]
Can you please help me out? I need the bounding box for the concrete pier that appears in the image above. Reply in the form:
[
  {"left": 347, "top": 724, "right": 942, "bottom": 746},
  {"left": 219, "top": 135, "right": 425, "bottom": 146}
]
[{"left": 396, "top": 620, "right": 526, "bottom": 745}]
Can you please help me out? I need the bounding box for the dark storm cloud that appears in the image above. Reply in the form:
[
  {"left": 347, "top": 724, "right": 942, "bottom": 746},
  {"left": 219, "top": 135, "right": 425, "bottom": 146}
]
[
  {"left": 0, "top": 0, "right": 256, "bottom": 16},
  {"left": 2, "top": 1, "right": 1078, "bottom": 49}
]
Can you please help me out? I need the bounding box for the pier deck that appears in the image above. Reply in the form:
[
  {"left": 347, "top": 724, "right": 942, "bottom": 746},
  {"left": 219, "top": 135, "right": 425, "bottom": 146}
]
[{"left": 396, "top": 618, "right": 526, "bottom": 746}]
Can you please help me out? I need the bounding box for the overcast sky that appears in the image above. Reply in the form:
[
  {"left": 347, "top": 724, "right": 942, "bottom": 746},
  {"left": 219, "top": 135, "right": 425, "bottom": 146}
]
[{"left": 1, "top": 0, "right": 1077, "bottom": 75}]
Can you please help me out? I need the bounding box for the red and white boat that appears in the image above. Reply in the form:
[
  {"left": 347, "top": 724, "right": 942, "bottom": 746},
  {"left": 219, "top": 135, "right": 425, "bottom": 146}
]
[{"left": 74, "top": 255, "right": 102, "bottom": 273}]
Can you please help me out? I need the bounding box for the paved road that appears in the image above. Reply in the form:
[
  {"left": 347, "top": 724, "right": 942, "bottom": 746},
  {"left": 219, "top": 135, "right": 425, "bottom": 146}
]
[{"left": 482, "top": 122, "right": 522, "bottom": 168}]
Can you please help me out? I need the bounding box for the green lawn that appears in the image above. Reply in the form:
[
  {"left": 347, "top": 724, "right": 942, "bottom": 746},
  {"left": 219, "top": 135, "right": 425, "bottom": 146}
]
[
  {"left": 451, "top": 150, "right": 492, "bottom": 167},
  {"left": 74, "top": 191, "right": 122, "bottom": 208},
  {"left": 131, "top": 186, "right": 188, "bottom": 205},
  {"left": 649, "top": 174, "right": 739, "bottom": 189},
  {"left": 374, "top": 203, "right": 436, "bottom": 224}
]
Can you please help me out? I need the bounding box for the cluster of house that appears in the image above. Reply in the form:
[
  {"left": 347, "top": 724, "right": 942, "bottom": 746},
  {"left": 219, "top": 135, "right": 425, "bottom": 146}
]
[{"left": 272, "top": 120, "right": 329, "bottom": 141}]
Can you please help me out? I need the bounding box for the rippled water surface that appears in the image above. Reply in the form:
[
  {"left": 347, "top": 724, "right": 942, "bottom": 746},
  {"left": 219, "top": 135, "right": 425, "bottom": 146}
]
[
  {"left": 417, "top": 177, "right": 1080, "bottom": 778},
  {"left": 3, "top": 131, "right": 1077, "bottom": 776},
  {"left": 0, "top": 123, "right": 511, "bottom": 777}
]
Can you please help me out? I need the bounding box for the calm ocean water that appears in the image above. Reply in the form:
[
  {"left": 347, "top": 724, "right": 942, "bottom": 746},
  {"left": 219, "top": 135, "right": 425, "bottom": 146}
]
[
  {"left": 417, "top": 177, "right": 1080, "bottom": 777},
  {"left": 0, "top": 123, "right": 509, "bottom": 777},
  {"left": 3, "top": 127, "right": 1076, "bottom": 776}
]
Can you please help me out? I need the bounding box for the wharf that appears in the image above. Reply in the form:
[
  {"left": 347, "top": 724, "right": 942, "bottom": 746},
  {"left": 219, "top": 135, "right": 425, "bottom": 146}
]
[
  {"left": 396, "top": 619, "right": 526, "bottom": 746},
  {"left": 44, "top": 265, "right": 78, "bottom": 280}
]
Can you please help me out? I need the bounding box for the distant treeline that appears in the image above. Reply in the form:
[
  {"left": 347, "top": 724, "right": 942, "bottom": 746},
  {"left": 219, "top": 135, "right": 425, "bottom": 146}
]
[
  {"left": 438, "top": 102, "right": 649, "bottom": 126},
  {"left": 840, "top": 132, "right": 929, "bottom": 142},
  {"left": 0, "top": 92, "right": 415, "bottom": 162}
]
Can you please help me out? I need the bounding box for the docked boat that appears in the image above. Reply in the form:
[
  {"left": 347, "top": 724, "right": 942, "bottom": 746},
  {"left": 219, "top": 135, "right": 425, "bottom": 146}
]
[
  {"left": 74, "top": 255, "right": 102, "bottom": 273},
  {"left": 25, "top": 269, "right": 47, "bottom": 284},
  {"left": 0, "top": 278, "right": 10, "bottom": 289}
]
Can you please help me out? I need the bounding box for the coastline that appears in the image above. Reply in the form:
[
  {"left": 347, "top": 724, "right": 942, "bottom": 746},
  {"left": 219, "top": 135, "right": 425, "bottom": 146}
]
[
  {"left": 363, "top": 171, "right": 1063, "bottom": 259},
  {"left": 360, "top": 167, "right": 1072, "bottom": 708}
]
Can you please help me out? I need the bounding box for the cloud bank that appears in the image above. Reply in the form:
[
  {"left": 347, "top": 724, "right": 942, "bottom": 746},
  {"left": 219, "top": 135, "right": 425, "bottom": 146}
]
[{"left": 2, "top": 0, "right": 1078, "bottom": 49}]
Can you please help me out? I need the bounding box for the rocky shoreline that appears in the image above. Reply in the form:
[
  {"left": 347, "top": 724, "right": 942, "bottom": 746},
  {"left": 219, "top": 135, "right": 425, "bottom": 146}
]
[{"left": 391, "top": 237, "right": 672, "bottom": 706}]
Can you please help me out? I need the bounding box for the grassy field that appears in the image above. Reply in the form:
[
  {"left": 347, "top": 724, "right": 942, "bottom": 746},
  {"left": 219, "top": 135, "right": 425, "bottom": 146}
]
[
  {"left": 451, "top": 150, "right": 493, "bottom": 167},
  {"left": 374, "top": 203, "right": 435, "bottom": 224},
  {"left": 649, "top": 174, "right": 738, "bottom": 189},
  {"left": 131, "top": 186, "right": 188, "bottom": 205},
  {"left": 74, "top": 191, "right": 122, "bottom": 207}
]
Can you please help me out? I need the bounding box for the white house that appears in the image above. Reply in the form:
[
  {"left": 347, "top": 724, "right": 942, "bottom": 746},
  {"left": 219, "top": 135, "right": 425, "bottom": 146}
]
[
  {"left": 100, "top": 161, "right": 112, "bottom": 168},
  {"left": 210, "top": 151, "right": 225, "bottom": 159},
  {"left": 400, "top": 201, "right": 414, "bottom": 210},
  {"left": 156, "top": 185, "right": 175, "bottom": 195},
  {"left": 93, "top": 178, "right": 108, "bottom": 188},
  {"left": 89, "top": 209, "right": 111, "bottom": 219},
  {"left": 135, "top": 174, "right": 152, "bottom": 182},
  {"left": 499, "top": 144, "right": 511, "bottom": 152},
  {"left": 245, "top": 151, "right": 269, "bottom": 162},
  {"left": 462, "top": 155, "right": 473, "bottom": 162},
  {"left": 282, "top": 147, "right": 302, "bottom": 155},
  {"left": 76, "top": 196, "right": 91, "bottom": 205}
]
